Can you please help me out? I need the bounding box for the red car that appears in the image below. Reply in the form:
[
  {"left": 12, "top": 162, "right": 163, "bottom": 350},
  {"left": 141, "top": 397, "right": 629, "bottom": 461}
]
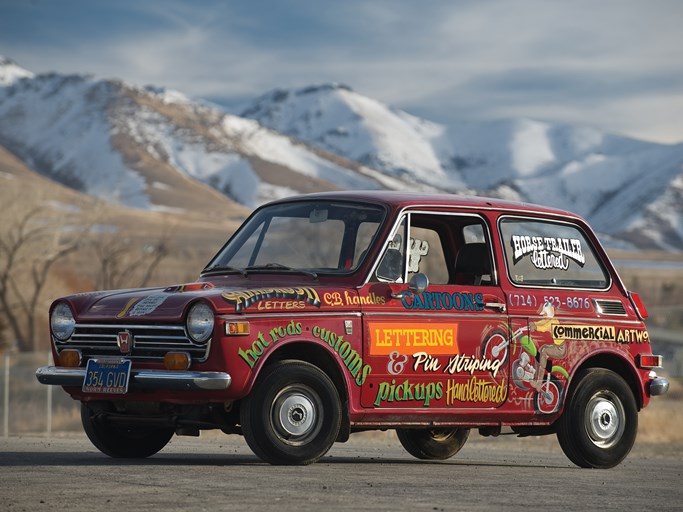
[{"left": 37, "top": 191, "right": 669, "bottom": 468}]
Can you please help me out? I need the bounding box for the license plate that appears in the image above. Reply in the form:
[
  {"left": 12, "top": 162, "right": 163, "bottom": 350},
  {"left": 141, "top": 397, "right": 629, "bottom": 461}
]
[{"left": 83, "top": 358, "right": 132, "bottom": 394}]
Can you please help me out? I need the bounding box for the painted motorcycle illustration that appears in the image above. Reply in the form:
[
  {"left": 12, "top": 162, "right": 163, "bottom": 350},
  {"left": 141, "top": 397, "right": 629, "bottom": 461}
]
[
  {"left": 482, "top": 302, "right": 570, "bottom": 414},
  {"left": 513, "top": 326, "right": 569, "bottom": 414}
]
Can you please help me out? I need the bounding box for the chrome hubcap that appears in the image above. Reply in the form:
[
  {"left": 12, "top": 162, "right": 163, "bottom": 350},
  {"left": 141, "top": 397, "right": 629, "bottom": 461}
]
[
  {"left": 585, "top": 391, "right": 624, "bottom": 448},
  {"left": 271, "top": 385, "right": 320, "bottom": 444}
]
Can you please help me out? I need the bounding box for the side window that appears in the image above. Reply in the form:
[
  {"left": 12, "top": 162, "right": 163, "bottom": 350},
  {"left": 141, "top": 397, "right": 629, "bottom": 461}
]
[
  {"left": 372, "top": 213, "right": 494, "bottom": 286},
  {"left": 454, "top": 223, "right": 494, "bottom": 286},
  {"left": 374, "top": 217, "right": 407, "bottom": 283},
  {"left": 499, "top": 218, "right": 608, "bottom": 289},
  {"left": 407, "top": 225, "right": 448, "bottom": 284}
]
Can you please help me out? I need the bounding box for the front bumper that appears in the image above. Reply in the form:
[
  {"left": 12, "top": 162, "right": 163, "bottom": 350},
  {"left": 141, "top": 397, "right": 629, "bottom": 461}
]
[
  {"left": 650, "top": 377, "right": 669, "bottom": 396},
  {"left": 35, "top": 366, "right": 231, "bottom": 391}
]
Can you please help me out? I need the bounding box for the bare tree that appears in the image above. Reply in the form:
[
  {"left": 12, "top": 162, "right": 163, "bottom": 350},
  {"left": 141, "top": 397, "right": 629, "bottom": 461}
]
[
  {"left": 0, "top": 203, "right": 82, "bottom": 351},
  {"left": 0, "top": 194, "right": 177, "bottom": 352},
  {"left": 88, "top": 224, "right": 173, "bottom": 291},
  {"left": 0, "top": 309, "right": 8, "bottom": 351}
]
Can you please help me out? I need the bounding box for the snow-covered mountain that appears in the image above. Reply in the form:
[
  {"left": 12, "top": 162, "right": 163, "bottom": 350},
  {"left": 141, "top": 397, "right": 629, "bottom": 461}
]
[
  {"left": 241, "top": 84, "right": 683, "bottom": 249},
  {"left": 0, "top": 57, "right": 387, "bottom": 215},
  {"left": 241, "top": 84, "right": 463, "bottom": 191},
  {"left": 0, "top": 55, "right": 33, "bottom": 85},
  {"left": 1, "top": 56, "right": 683, "bottom": 249}
]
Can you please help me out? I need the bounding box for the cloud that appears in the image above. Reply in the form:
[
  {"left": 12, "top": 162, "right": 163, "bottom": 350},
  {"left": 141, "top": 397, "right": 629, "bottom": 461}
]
[{"left": 1, "top": 0, "right": 682, "bottom": 142}]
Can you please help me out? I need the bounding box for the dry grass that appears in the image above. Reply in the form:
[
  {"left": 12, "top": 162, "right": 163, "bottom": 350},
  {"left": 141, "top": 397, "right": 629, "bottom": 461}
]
[
  {"left": 638, "top": 377, "right": 683, "bottom": 443},
  {"left": 608, "top": 249, "right": 683, "bottom": 331}
]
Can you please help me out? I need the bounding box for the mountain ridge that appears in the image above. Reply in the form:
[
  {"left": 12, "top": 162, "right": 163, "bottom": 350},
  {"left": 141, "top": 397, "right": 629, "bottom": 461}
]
[
  {"left": 241, "top": 83, "right": 683, "bottom": 249},
  {"left": 1, "top": 55, "right": 682, "bottom": 250}
]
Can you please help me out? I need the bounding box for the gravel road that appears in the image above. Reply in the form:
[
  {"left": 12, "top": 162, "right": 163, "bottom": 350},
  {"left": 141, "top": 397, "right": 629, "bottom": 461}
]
[{"left": 1, "top": 433, "right": 681, "bottom": 511}]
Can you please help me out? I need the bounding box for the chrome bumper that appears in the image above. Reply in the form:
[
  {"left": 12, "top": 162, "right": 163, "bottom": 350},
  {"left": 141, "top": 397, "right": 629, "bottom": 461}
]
[
  {"left": 650, "top": 377, "right": 669, "bottom": 396},
  {"left": 35, "top": 366, "right": 232, "bottom": 391}
]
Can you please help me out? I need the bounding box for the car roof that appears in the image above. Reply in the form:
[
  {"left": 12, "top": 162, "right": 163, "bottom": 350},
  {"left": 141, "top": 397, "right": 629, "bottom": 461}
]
[{"left": 266, "top": 190, "right": 582, "bottom": 221}]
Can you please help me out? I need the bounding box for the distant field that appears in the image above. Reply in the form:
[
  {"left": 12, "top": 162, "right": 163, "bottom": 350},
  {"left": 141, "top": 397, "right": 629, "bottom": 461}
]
[{"left": 610, "top": 250, "right": 683, "bottom": 333}]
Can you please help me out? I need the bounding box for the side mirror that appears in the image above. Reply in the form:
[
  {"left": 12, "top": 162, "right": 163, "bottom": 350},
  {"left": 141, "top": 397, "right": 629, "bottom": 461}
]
[{"left": 391, "top": 273, "right": 429, "bottom": 299}]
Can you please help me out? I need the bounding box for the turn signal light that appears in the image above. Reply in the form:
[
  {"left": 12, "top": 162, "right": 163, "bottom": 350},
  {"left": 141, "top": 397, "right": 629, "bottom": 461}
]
[
  {"left": 226, "top": 321, "right": 250, "bottom": 336},
  {"left": 164, "top": 352, "right": 191, "bottom": 370},
  {"left": 58, "top": 349, "right": 82, "bottom": 367}
]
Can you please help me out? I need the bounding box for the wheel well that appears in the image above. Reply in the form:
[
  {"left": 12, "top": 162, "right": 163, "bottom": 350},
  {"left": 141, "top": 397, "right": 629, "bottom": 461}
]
[
  {"left": 571, "top": 354, "right": 643, "bottom": 409},
  {"left": 262, "top": 341, "right": 351, "bottom": 439}
]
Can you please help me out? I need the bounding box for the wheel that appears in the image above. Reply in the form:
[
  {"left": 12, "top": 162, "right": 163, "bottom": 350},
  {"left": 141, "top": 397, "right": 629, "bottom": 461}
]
[
  {"left": 533, "top": 374, "right": 563, "bottom": 414},
  {"left": 80, "top": 403, "right": 174, "bottom": 458},
  {"left": 240, "top": 360, "right": 341, "bottom": 465},
  {"left": 556, "top": 368, "right": 637, "bottom": 468},
  {"left": 396, "top": 427, "right": 470, "bottom": 460}
]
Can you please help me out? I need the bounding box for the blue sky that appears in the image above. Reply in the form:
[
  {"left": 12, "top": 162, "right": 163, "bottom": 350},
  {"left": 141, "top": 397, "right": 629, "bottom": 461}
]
[{"left": 1, "top": 0, "right": 682, "bottom": 143}]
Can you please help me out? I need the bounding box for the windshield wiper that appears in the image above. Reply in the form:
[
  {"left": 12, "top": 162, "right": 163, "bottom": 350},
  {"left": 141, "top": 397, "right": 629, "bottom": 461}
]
[
  {"left": 245, "top": 263, "right": 318, "bottom": 280},
  {"left": 201, "top": 264, "right": 248, "bottom": 277}
]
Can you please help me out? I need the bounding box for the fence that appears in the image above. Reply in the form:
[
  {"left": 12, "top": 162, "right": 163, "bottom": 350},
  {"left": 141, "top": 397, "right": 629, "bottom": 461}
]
[
  {"left": 1, "top": 351, "right": 81, "bottom": 437},
  {"left": 2, "top": 341, "right": 681, "bottom": 438}
]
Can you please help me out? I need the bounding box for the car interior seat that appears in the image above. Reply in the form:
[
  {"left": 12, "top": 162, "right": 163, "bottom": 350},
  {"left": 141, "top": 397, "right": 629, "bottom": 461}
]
[{"left": 453, "top": 243, "right": 492, "bottom": 286}]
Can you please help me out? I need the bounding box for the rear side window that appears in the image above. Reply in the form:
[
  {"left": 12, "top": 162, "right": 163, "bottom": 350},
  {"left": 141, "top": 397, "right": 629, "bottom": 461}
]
[{"left": 499, "top": 218, "right": 609, "bottom": 289}]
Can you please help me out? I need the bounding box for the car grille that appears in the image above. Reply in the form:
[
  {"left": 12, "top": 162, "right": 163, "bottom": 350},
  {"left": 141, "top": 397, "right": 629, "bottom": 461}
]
[{"left": 54, "top": 324, "right": 210, "bottom": 362}]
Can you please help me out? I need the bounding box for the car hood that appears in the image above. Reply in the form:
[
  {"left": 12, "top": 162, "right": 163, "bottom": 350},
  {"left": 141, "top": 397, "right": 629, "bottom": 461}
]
[{"left": 61, "top": 280, "right": 377, "bottom": 322}]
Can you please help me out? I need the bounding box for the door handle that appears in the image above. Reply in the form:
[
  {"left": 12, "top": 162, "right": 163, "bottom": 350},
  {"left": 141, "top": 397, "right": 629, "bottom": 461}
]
[{"left": 485, "top": 302, "right": 507, "bottom": 313}]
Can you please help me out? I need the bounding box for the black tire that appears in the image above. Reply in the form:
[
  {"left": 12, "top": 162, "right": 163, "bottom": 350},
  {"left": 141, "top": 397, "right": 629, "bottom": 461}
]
[
  {"left": 556, "top": 368, "right": 638, "bottom": 469},
  {"left": 240, "top": 360, "right": 341, "bottom": 465},
  {"left": 396, "top": 427, "right": 470, "bottom": 460},
  {"left": 81, "top": 403, "right": 174, "bottom": 458}
]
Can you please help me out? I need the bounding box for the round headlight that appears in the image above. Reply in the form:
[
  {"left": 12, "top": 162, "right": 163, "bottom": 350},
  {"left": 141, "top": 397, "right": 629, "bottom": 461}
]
[
  {"left": 51, "top": 302, "right": 75, "bottom": 341},
  {"left": 187, "top": 302, "right": 214, "bottom": 343}
]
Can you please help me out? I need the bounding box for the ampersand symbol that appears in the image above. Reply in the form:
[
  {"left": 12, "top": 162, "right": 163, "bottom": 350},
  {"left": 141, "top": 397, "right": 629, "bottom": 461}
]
[{"left": 387, "top": 350, "right": 408, "bottom": 375}]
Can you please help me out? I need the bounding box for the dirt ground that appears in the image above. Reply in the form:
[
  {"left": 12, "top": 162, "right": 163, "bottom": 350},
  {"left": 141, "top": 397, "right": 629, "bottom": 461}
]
[{"left": 636, "top": 376, "right": 683, "bottom": 449}]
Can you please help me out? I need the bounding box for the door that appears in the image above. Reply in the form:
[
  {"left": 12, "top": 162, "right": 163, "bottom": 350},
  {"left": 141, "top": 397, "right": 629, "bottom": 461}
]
[
  {"left": 359, "top": 211, "right": 510, "bottom": 410},
  {"left": 498, "top": 216, "right": 613, "bottom": 415}
]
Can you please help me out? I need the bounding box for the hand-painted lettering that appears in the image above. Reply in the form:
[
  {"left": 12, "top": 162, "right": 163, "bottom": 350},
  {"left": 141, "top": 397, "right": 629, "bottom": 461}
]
[
  {"left": 412, "top": 352, "right": 441, "bottom": 372},
  {"left": 443, "top": 354, "right": 503, "bottom": 378},
  {"left": 369, "top": 322, "right": 459, "bottom": 355},
  {"left": 552, "top": 324, "right": 650, "bottom": 344},
  {"left": 222, "top": 287, "right": 321, "bottom": 312},
  {"left": 402, "top": 291, "right": 485, "bottom": 311},
  {"left": 445, "top": 376, "right": 507, "bottom": 405},
  {"left": 324, "top": 290, "right": 386, "bottom": 306},
  {"left": 511, "top": 235, "right": 585, "bottom": 271},
  {"left": 237, "top": 321, "right": 303, "bottom": 368},
  {"left": 256, "top": 300, "right": 306, "bottom": 311},
  {"left": 374, "top": 379, "right": 443, "bottom": 407},
  {"left": 312, "top": 325, "right": 371, "bottom": 385}
]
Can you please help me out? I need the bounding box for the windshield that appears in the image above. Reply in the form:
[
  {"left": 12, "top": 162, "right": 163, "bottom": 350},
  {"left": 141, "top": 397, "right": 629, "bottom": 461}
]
[{"left": 205, "top": 200, "right": 386, "bottom": 275}]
